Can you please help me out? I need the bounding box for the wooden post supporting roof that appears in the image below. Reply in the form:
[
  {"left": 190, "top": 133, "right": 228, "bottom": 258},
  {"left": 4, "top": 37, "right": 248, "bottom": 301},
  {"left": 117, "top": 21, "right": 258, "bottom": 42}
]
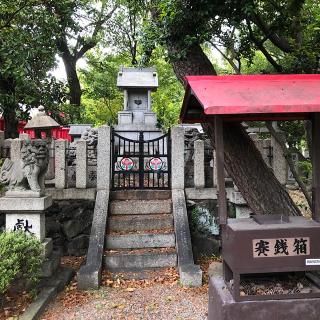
[
  {"left": 214, "top": 116, "right": 227, "bottom": 225},
  {"left": 312, "top": 113, "right": 320, "bottom": 222}
]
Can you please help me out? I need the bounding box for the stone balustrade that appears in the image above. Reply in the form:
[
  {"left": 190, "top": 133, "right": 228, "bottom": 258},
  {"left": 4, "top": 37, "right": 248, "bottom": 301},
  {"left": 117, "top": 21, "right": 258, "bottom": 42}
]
[{"left": 0, "top": 132, "right": 99, "bottom": 190}]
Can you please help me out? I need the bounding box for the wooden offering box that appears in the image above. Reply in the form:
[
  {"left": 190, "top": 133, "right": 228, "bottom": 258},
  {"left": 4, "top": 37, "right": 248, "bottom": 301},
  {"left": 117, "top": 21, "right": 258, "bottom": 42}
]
[{"left": 223, "top": 215, "right": 320, "bottom": 301}]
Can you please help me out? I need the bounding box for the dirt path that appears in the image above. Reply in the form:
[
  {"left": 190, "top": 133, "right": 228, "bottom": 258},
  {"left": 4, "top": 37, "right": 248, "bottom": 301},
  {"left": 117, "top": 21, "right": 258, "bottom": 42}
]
[
  {"left": 42, "top": 283, "right": 208, "bottom": 320},
  {"left": 41, "top": 257, "right": 214, "bottom": 320}
]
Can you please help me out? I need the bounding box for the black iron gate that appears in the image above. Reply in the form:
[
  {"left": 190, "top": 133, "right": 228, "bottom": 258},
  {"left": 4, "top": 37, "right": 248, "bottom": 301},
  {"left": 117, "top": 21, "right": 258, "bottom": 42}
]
[{"left": 111, "top": 130, "right": 171, "bottom": 190}]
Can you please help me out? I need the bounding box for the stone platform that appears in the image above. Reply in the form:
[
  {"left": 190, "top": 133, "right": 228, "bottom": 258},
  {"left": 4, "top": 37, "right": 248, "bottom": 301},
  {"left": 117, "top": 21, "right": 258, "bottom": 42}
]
[
  {"left": 208, "top": 276, "right": 320, "bottom": 320},
  {"left": 0, "top": 195, "right": 52, "bottom": 212}
]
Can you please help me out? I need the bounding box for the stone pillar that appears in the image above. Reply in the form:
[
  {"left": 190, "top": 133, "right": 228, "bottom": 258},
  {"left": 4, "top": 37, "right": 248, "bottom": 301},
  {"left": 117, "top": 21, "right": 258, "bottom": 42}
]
[
  {"left": 124, "top": 90, "right": 128, "bottom": 111},
  {"left": 194, "top": 139, "right": 205, "bottom": 188},
  {"left": 271, "top": 132, "right": 287, "bottom": 185},
  {"left": 147, "top": 90, "right": 151, "bottom": 110},
  {"left": 229, "top": 188, "right": 252, "bottom": 218},
  {"left": 171, "top": 126, "right": 185, "bottom": 190},
  {"left": 11, "top": 139, "right": 22, "bottom": 161},
  {"left": 97, "top": 125, "right": 111, "bottom": 190},
  {"left": 76, "top": 140, "right": 87, "bottom": 189},
  {"left": 55, "top": 139, "right": 67, "bottom": 189}
]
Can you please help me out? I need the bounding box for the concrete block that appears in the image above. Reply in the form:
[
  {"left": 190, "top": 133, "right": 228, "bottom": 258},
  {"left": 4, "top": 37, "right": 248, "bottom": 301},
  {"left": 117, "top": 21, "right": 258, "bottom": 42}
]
[
  {"left": 235, "top": 205, "right": 252, "bottom": 218},
  {"left": 118, "top": 111, "right": 132, "bottom": 124},
  {"left": 6, "top": 213, "right": 45, "bottom": 241},
  {"left": 144, "top": 111, "right": 157, "bottom": 126},
  {"left": 194, "top": 139, "right": 205, "bottom": 188},
  {"left": 105, "top": 233, "right": 176, "bottom": 249},
  {"left": 230, "top": 191, "right": 246, "bottom": 205},
  {"left": 5, "top": 190, "right": 44, "bottom": 198},
  {"left": 76, "top": 140, "right": 87, "bottom": 188},
  {"left": 41, "top": 251, "right": 61, "bottom": 278},
  {"left": 41, "top": 238, "right": 53, "bottom": 259},
  {"left": 110, "top": 199, "right": 172, "bottom": 215},
  {"left": 55, "top": 139, "right": 67, "bottom": 189},
  {"left": 97, "top": 125, "right": 111, "bottom": 190},
  {"left": 0, "top": 195, "right": 52, "bottom": 211},
  {"left": 171, "top": 126, "right": 185, "bottom": 189},
  {"left": 179, "top": 264, "right": 203, "bottom": 287},
  {"left": 104, "top": 250, "right": 177, "bottom": 270},
  {"left": 46, "top": 187, "right": 96, "bottom": 200}
]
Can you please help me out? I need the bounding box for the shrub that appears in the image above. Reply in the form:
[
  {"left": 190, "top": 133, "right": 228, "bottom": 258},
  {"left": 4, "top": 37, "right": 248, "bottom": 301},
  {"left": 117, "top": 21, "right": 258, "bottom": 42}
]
[{"left": 0, "top": 231, "right": 42, "bottom": 295}]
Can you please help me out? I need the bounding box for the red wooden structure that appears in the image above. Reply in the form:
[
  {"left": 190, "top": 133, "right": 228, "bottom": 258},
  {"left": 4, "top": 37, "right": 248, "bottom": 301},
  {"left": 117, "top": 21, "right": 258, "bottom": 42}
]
[
  {"left": 180, "top": 74, "right": 320, "bottom": 304},
  {"left": 0, "top": 118, "right": 71, "bottom": 141},
  {"left": 181, "top": 74, "right": 320, "bottom": 122}
]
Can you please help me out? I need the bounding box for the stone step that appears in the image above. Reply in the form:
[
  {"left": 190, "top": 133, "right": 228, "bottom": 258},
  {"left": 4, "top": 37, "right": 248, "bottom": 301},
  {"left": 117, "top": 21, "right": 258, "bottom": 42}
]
[
  {"left": 106, "top": 267, "right": 175, "bottom": 280},
  {"left": 110, "top": 190, "right": 171, "bottom": 201},
  {"left": 104, "top": 248, "right": 177, "bottom": 271},
  {"left": 105, "top": 233, "right": 176, "bottom": 249},
  {"left": 109, "top": 199, "right": 172, "bottom": 215},
  {"left": 108, "top": 214, "right": 174, "bottom": 232}
]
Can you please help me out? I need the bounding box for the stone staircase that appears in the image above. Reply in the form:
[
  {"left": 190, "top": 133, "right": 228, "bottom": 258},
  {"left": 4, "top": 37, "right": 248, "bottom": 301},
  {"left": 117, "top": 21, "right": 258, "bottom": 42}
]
[{"left": 103, "top": 190, "right": 177, "bottom": 276}]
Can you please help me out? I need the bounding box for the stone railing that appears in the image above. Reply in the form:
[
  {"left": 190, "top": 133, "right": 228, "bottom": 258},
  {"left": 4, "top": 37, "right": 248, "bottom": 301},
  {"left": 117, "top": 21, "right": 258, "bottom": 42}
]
[{"left": 0, "top": 132, "right": 98, "bottom": 190}]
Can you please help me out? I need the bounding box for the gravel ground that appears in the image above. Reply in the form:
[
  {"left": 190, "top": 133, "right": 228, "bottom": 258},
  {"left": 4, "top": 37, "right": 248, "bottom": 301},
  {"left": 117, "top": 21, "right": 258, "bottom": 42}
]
[{"left": 41, "top": 283, "right": 208, "bottom": 320}]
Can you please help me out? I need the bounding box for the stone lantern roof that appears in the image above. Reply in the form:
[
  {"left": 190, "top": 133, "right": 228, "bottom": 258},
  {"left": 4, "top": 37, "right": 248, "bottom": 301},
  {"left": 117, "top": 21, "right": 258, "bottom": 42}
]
[
  {"left": 24, "top": 106, "right": 60, "bottom": 129},
  {"left": 117, "top": 67, "right": 158, "bottom": 90}
]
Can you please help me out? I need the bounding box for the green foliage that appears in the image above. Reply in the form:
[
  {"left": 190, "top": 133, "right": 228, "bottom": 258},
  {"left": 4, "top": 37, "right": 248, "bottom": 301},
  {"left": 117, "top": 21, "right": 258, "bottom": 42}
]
[
  {"left": 298, "top": 160, "right": 312, "bottom": 183},
  {"left": 79, "top": 51, "right": 128, "bottom": 126},
  {"left": 0, "top": 232, "right": 42, "bottom": 295},
  {"left": 278, "top": 121, "right": 306, "bottom": 150},
  {"left": 149, "top": 48, "right": 184, "bottom": 129}
]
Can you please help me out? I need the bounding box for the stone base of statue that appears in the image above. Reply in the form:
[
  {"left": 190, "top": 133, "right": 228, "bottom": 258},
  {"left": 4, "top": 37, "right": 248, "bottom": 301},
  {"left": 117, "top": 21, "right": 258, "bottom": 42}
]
[{"left": 0, "top": 193, "right": 60, "bottom": 277}]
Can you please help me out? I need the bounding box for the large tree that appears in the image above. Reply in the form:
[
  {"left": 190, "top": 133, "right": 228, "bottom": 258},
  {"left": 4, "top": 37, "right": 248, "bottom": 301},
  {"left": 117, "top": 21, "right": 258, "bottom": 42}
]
[
  {"left": 144, "top": 0, "right": 320, "bottom": 216},
  {"left": 45, "top": 0, "right": 118, "bottom": 122},
  {"left": 0, "top": 0, "right": 60, "bottom": 137}
]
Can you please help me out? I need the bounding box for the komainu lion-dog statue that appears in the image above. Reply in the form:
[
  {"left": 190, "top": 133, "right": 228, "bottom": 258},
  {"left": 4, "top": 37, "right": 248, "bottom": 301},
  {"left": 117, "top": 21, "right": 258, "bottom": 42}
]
[{"left": 0, "top": 139, "right": 49, "bottom": 193}]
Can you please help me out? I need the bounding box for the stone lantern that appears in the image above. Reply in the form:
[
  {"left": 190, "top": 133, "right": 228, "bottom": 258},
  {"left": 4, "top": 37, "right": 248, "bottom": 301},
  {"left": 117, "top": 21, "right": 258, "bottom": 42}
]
[
  {"left": 24, "top": 106, "right": 60, "bottom": 140},
  {"left": 25, "top": 106, "right": 60, "bottom": 180}
]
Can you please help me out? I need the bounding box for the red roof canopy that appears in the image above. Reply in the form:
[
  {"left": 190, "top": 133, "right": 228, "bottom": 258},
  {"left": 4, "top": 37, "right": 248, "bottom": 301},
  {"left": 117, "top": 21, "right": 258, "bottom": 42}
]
[{"left": 180, "top": 74, "right": 320, "bottom": 122}]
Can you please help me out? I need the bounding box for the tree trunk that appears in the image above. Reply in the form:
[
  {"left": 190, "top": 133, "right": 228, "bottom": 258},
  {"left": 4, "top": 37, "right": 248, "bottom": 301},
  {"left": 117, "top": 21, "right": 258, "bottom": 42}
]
[
  {"left": 204, "top": 122, "right": 301, "bottom": 216},
  {"left": 61, "top": 54, "right": 81, "bottom": 119},
  {"left": 3, "top": 105, "right": 18, "bottom": 139},
  {"left": 167, "top": 44, "right": 216, "bottom": 85},
  {"left": 167, "top": 42, "right": 301, "bottom": 216},
  {"left": 0, "top": 75, "right": 19, "bottom": 138}
]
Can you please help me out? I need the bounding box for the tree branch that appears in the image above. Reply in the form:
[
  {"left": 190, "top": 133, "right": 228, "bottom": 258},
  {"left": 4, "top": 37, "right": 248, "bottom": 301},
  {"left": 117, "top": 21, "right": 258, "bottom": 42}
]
[
  {"left": 247, "top": 20, "right": 283, "bottom": 72},
  {"left": 249, "top": 12, "right": 292, "bottom": 53},
  {"left": 210, "top": 41, "right": 241, "bottom": 74}
]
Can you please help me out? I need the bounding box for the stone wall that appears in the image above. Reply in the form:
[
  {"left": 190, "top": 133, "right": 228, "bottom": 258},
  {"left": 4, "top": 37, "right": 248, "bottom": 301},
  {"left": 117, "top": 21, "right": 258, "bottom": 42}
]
[
  {"left": 45, "top": 200, "right": 94, "bottom": 256},
  {"left": 186, "top": 199, "right": 222, "bottom": 259},
  {"left": 184, "top": 128, "right": 214, "bottom": 188}
]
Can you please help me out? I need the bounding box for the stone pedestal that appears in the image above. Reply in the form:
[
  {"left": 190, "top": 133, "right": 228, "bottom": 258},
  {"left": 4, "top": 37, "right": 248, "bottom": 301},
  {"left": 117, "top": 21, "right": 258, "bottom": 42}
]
[
  {"left": 229, "top": 190, "right": 252, "bottom": 218},
  {"left": 0, "top": 194, "right": 59, "bottom": 277},
  {"left": 208, "top": 276, "right": 320, "bottom": 320},
  {"left": 1, "top": 195, "right": 52, "bottom": 241}
]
